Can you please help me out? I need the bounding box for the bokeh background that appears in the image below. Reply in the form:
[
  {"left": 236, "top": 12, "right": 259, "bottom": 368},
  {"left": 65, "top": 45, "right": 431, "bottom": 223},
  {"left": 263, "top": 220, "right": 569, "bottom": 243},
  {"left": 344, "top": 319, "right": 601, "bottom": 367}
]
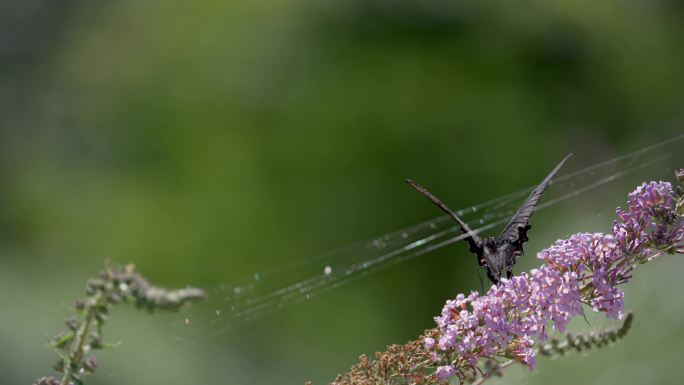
[{"left": 1, "top": 0, "right": 684, "bottom": 384}]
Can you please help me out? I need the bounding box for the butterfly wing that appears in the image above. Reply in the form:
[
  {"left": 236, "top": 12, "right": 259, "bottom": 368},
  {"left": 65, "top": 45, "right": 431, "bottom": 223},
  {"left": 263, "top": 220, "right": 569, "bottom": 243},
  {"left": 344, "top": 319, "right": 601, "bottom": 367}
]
[
  {"left": 497, "top": 154, "right": 572, "bottom": 263},
  {"left": 405, "top": 179, "right": 484, "bottom": 259}
]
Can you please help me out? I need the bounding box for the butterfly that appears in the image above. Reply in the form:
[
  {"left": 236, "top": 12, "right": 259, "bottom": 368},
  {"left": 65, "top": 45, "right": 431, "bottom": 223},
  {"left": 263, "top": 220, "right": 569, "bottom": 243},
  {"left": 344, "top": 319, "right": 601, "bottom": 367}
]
[{"left": 405, "top": 154, "right": 572, "bottom": 284}]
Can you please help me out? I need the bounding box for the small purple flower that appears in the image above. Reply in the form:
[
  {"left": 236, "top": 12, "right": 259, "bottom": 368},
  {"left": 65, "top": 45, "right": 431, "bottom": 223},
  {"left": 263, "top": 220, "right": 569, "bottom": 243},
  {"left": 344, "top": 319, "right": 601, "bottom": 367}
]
[
  {"left": 423, "top": 337, "right": 435, "bottom": 349},
  {"left": 435, "top": 365, "right": 456, "bottom": 380},
  {"left": 430, "top": 180, "right": 683, "bottom": 381}
]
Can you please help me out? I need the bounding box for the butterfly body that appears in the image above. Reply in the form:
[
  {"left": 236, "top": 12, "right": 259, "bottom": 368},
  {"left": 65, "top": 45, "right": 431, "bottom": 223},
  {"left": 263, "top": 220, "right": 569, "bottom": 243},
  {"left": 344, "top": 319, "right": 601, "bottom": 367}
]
[{"left": 405, "top": 154, "right": 571, "bottom": 284}]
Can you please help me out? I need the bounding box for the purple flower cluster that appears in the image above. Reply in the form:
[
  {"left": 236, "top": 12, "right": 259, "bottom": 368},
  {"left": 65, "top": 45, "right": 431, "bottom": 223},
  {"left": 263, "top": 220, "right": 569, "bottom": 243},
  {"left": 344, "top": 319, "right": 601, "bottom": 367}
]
[
  {"left": 540, "top": 233, "right": 623, "bottom": 319},
  {"left": 428, "top": 181, "right": 683, "bottom": 380},
  {"left": 615, "top": 182, "right": 682, "bottom": 256}
]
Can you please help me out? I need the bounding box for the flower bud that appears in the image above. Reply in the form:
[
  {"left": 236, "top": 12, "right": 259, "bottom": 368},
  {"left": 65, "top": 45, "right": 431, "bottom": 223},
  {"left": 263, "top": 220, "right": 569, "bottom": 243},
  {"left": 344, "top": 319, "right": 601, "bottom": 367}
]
[
  {"left": 52, "top": 358, "right": 65, "bottom": 373},
  {"left": 65, "top": 317, "right": 80, "bottom": 331},
  {"left": 84, "top": 355, "right": 98, "bottom": 373}
]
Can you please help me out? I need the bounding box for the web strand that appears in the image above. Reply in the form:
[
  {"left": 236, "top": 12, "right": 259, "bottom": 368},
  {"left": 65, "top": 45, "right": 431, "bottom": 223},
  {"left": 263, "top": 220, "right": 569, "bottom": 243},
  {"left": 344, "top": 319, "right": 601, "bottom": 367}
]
[{"left": 170, "top": 134, "right": 683, "bottom": 344}]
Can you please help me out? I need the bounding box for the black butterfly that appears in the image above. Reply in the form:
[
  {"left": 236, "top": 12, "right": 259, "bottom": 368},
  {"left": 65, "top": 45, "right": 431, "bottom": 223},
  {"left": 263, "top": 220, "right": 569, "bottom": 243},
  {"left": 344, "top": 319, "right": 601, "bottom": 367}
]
[{"left": 405, "top": 154, "right": 572, "bottom": 284}]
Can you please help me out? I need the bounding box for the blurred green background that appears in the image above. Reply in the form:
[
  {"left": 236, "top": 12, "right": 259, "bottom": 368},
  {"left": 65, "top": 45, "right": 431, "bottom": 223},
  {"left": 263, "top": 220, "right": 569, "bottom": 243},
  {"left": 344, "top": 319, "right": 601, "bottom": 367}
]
[{"left": 1, "top": 0, "right": 684, "bottom": 384}]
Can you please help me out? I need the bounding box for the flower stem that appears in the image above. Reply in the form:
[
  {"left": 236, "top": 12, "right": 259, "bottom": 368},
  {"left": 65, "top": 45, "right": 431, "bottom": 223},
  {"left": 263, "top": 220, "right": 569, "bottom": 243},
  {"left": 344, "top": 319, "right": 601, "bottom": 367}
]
[
  {"left": 471, "top": 360, "right": 515, "bottom": 385},
  {"left": 61, "top": 295, "right": 98, "bottom": 385}
]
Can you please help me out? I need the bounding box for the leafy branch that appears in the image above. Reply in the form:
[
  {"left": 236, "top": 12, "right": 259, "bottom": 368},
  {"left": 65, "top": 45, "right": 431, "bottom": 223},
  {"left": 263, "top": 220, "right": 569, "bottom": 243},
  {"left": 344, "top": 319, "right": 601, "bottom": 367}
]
[{"left": 34, "top": 264, "right": 206, "bottom": 385}]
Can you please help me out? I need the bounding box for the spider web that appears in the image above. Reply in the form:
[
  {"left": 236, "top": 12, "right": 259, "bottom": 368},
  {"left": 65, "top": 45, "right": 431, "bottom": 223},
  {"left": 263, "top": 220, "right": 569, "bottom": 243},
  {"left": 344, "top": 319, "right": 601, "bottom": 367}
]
[{"left": 167, "top": 134, "right": 684, "bottom": 344}]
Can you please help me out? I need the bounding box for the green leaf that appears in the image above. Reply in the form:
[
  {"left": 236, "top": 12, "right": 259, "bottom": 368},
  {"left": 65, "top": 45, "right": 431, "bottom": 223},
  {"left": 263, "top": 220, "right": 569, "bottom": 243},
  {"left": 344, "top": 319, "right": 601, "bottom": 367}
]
[{"left": 71, "top": 374, "right": 84, "bottom": 385}]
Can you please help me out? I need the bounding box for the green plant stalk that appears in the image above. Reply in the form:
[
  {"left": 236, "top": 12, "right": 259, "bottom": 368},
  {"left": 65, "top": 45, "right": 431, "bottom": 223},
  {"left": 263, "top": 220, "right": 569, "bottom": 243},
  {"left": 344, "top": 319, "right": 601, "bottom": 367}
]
[
  {"left": 61, "top": 295, "right": 98, "bottom": 385},
  {"left": 37, "top": 263, "right": 206, "bottom": 385}
]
